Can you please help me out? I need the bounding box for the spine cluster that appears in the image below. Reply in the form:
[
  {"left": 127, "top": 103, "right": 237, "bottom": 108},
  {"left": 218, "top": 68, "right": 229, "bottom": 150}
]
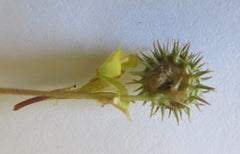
[{"left": 133, "top": 40, "right": 214, "bottom": 123}]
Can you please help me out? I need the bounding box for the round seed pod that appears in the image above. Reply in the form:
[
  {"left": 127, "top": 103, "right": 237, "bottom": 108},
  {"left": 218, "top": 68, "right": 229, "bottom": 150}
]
[{"left": 133, "top": 40, "right": 214, "bottom": 123}]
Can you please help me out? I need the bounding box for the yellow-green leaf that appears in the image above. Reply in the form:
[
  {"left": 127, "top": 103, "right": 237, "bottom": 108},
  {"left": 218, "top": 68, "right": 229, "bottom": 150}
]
[
  {"left": 98, "top": 47, "right": 125, "bottom": 78},
  {"left": 74, "top": 47, "right": 138, "bottom": 120},
  {"left": 122, "top": 54, "right": 138, "bottom": 68},
  {"left": 75, "top": 75, "right": 107, "bottom": 93},
  {"left": 98, "top": 47, "right": 138, "bottom": 78},
  {"left": 100, "top": 75, "right": 130, "bottom": 120}
]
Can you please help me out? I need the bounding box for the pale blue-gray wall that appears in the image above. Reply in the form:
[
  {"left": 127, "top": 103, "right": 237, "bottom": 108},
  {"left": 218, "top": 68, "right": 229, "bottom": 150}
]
[{"left": 0, "top": 0, "right": 239, "bottom": 154}]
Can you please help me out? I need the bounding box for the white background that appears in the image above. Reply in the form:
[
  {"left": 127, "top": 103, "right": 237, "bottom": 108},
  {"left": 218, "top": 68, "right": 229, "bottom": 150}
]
[{"left": 0, "top": 0, "right": 240, "bottom": 154}]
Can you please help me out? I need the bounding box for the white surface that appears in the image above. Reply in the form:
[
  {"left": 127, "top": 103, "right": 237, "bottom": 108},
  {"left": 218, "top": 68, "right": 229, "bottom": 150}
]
[{"left": 0, "top": 0, "right": 240, "bottom": 154}]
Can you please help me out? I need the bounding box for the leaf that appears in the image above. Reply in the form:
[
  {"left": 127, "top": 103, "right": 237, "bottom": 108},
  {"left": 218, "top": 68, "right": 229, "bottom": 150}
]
[
  {"left": 122, "top": 54, "right": 138, "bottom": 68},
  {"left": 100, "top": 75, "right": 130, "bottom": 120},
  {"left": 98, "top": 47, "right": 138, "bottom": 78},
  {"left": 100, "top": 76, "right": 127, "bottom": 94},
  {"left": 74, "top": 47, "right": 138, "bottom": 120},
  {"left": 74, "top": 75, "right": 107, "bottom": 93}
]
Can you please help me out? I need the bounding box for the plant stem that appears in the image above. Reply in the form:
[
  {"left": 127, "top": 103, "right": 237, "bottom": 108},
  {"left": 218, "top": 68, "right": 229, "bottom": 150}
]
[{"left": 0, "top": 88, "right": 152, "bottom": 102}]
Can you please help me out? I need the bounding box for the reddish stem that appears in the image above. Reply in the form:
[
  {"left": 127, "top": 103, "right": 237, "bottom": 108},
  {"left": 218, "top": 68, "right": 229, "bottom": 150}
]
[{"left": 13, "top": 96, "right": 50, "bottom": 111}]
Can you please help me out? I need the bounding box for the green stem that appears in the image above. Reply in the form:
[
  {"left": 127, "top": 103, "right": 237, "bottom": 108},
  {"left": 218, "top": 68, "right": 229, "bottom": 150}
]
[{"left": 0, "top": 88, "right": 152, "bottom": 102}]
